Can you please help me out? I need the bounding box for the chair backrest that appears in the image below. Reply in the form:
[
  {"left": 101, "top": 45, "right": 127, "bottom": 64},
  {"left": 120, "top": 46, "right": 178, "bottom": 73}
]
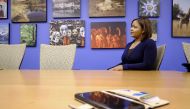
[
  {"left": 0, "top": 44, "right": 26, "bottom": 69},
  {"left": 40, "top": 44, "right": 76, "bottom": 70},
  {"left": 153, "top": 44, "right": 166, "bottom": 70},
  {"left": 182, "top": 42, "right": 190, "bottom": 63}
]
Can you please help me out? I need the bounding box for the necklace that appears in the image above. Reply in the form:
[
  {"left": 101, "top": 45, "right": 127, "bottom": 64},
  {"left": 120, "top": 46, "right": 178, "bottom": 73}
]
[{"left": 130, "top": 40, "right": 141, "bottom": 49}]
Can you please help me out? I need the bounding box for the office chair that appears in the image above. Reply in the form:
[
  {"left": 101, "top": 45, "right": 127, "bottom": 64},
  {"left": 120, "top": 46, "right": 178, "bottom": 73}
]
[
  {"left": 153, "top": 44, "right": 166, "bottom": 70},
  {"left": 40, "top": 44, "right": 76, "bottom": 70},
  {"left": 182, "top": 42, "right": 190, "bottom": 63},
  {"left": 182, "top": 42, "right": 190, "bottom": 72},
  {"left": 0, "top": 44, "right": 26, "bottom": 69}
]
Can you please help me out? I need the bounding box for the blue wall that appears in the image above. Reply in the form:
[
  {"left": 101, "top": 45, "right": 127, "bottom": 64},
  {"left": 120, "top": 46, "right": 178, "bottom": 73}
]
[{"left": 1, "top": 0, "right": 190, "bottom": 71}]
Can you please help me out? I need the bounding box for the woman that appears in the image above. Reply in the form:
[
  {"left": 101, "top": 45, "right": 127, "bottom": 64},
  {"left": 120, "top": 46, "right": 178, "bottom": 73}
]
[{"left": 109, "top": 17, "right": 157, "bottom": 71}]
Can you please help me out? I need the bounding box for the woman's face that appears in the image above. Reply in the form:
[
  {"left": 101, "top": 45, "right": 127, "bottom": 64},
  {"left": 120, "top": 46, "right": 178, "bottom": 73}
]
[{"left": 130, "top": 20, "right": 143, "bottom": 39}]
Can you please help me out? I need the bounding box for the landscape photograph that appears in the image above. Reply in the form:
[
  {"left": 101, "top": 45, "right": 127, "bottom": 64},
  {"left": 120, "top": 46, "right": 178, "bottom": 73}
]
[
  {"left": 11, "top": 0, "right": 46, "bottom": 22},
  {"left": 89, "top": 0, "right": 125, "bottom": 17},
  {"left": 173, "top": 0, "right": 190, "bottom": 37}
]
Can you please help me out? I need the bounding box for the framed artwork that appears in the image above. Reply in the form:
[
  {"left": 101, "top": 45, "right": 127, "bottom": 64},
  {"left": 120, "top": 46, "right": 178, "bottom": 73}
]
[
  {"left": 0, "top": 23, "right": 9, "bottom": 44},
  {"left": 50, "top": 20, "right": 85, "bottom": 47},
  {"left": 172, "top": 0, "right": 190, "bottom": 37},
  {"left": 11, "top": 0, "right": 47, "bottom": 23},
  {"left": 0, "top": 0, "right": 7, "bottom": 19},
  {"left": 150, "top": 20, "right": 157, "bottom": 41},
  {"left": 89, "top": 0, "right": 125, "bottom": 17},
  {"left": 91, "top": 22, "right": 126, "bottom": 48},
  {"left": 20, "top": 24, "right": 36, "bottom": 47},
  {"left": 52, "top": 0, "right": 80, "bottom": 18},
  {"left": 139, "top": 0, "right": 160, "bottom": 17}
]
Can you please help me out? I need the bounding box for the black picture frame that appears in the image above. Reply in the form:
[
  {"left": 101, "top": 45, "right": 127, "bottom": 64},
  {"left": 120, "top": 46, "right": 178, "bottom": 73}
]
[
  {"left": 89, "top": 0, "right": 125, "bottom": 18},
  {"left": 50, "top": 20, "right": 85, "bottom": 47},
  {"left": 0, "top": 0, "right": 8, "bottom": 19},
  {"left": 150, "top": 20, "right": 158, "bottom": 41},
  {"left": 91, "top": 22, "right": 126, "bottom": 49},
  {"left": 11, "top": 0, "right": 47, "bottom": 23},
  {"left": 172, "top": 0, "right": 190, "bottom": 37},
  {"left": 52, "top": 0, "right": 81, "bottom": 18},
  {"left": 0, "top": 23, "right": 9, "bottom": 44},
  {"left": 138, "top": 0, "right": 160, "bottom": 18},
  {"left": 0, "top": 23, "right": 10, "bottom": 44},
  {"left": 20, "top": 24, "right": 37, "bottom": 47}
]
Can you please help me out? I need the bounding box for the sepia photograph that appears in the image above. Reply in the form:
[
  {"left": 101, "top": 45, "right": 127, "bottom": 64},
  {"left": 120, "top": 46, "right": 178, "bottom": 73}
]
[
  {"left": 150, "top": 20, "right": 158, "bottom": 41},
  {"left": 53, "top": 0, "right": 80, "bottom": 18},
  {"left": 139, "top": 0, "right": 160, "bottom": 17},
  {"left": 0, "top": 0, "right": 7, "bottom": 19},
  {"left": 172, "top": 0, "right": 190, "bottom": 37},
  {"left": 0, "top": 23, "right": 9, "bottom": 44},
  {"left": 89, "top": 0, "right": 125, "bottom": 17},
  {"left": 11, "top": 0, "right": 46, "bottom": 22},
  {"left": 50, "top": 20, "right": 85, "bottom": 47},
  {"left": 91, "top": 22, "right": 126, "bottom": 48},
  {"left": 20, "top": 24, "right": 36, "bottom": 47}
]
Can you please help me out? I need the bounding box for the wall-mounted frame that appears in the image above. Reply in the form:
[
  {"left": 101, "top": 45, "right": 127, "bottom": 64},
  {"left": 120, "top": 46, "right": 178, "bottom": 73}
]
[
  {"left": 172, "top": 0, "right": 190, "bottom": 37},
  {"left": 50, "top": 20, "right": 85, "bottom": 47},
  {"left": 0, "top": 0, "right": 7, "bottom": 19},
  {"left": 150, "top": 20, "right": 157, "bottom": 41},
  {"left": 11, "top": 0, "right": 47, "bottom": 23},
  {"left": 0, "top": 23, "right": 9, "bottom": 44},
  {"left": 89, "top": 0, "right": 125, "bottom": 17},
  {"left": 139, "top": 0, "right": 160, "bottom": 17},
  {"left": 91, "top": 22, "right": 126, "bottom": 48},
  {"left": 53, "top": 0, "right": 80, "bottom": 18},
  {"left": 20, "top": 24, "right": 37, "bottom": 47}
]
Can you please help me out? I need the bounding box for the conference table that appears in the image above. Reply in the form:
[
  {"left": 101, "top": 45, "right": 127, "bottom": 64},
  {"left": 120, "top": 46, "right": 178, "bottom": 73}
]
[{"left": 0, "top": 70, "right": 190, "bottom": 109}]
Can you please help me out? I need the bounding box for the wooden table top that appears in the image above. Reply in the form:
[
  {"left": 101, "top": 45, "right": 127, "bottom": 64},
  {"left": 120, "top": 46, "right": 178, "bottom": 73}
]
[{"left": 0, "top": 70, "right": 190, "bottom": 109}]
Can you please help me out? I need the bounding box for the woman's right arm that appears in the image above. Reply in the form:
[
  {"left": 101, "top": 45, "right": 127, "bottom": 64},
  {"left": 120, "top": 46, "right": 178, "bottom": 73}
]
[{"left": 107, "top": 62, "right": 122, "bottom": 70}]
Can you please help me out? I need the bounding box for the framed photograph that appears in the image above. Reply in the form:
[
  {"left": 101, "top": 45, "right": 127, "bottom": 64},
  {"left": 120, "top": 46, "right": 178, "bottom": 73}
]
[
  {"left": 91, "top": 22, "right": 126, "bottom": 48},
  {"left": 150, "top": 20, "right": 157, "bottom": 41},
  {"left": 172, "top": 0, "right": 190, "bottom": 37},
  {"left": 11, "top": 0, "right": 47, "bottom": 23},
  {"left": 0, "top": 23, "right": 9, "bottom": 44},
  {"left": 139, "top": 0, "right": 160, "bottom": 17},
  {"left": 50, "top": 20, "right": 85, "bottom": 47},
  {"left": 0, "top": 0, "right": 7, "bottom": 19},
  {"left": 20, "top": 24, "right": 36, "bottom": 47},
  {"left": 89, "top": 0, "right": 125, "bottom": 17},
  {"left": 53, "top": 0, "right": 80, "bottom": 18}
]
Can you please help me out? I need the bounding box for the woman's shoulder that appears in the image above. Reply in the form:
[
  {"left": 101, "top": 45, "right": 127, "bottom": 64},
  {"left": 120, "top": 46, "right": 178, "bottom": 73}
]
[
  {"left": 141, "top": 39, "right": 156, "bottom": 49},
  {"left": 143, "top": 39, "right": 156, "bottom": 45}
]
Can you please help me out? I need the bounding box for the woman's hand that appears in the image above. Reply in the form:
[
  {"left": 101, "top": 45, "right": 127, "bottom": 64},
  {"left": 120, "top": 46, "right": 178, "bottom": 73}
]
[{"left": 110, "top": 65, "right": 123, "bottom": 71}]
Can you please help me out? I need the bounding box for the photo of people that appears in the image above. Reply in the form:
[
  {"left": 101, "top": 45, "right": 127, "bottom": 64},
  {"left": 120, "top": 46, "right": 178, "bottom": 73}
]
[
  {"left": 91, "top": 22, "right": 126, "bottom": 48},
  {"left": 50, "top": 20, "right": 85, "bottom": 47}
]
